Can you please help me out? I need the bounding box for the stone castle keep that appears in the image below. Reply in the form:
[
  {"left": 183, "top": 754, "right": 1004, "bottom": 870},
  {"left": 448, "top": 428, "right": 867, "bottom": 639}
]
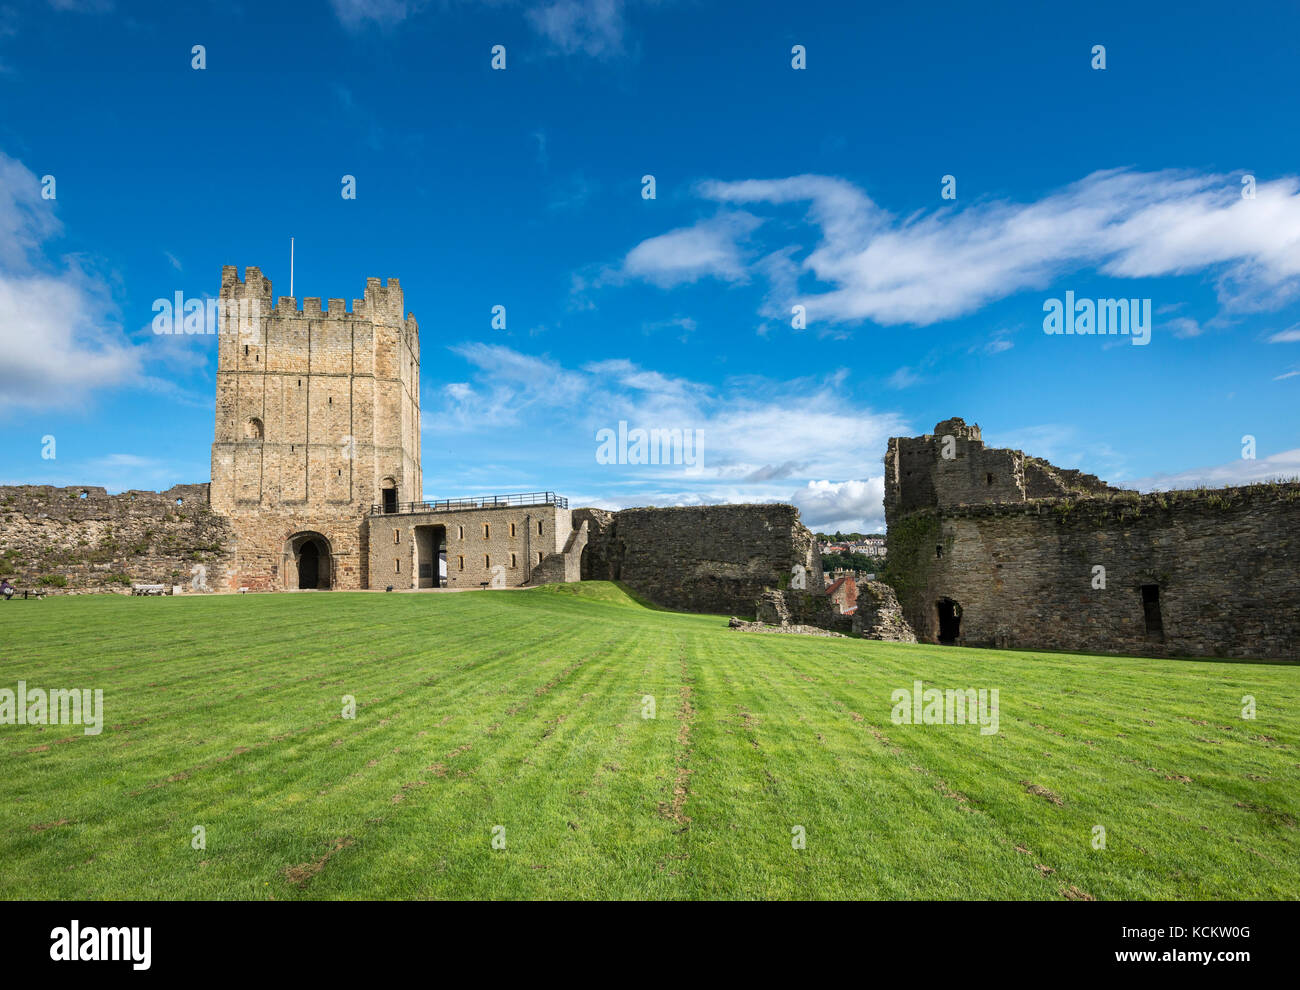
[
  {"left": 1, "top": 269, "right": 1295, "bottom": 660},
  {"left": 211, "top": 266, "right": 423, "bottom": 590}
]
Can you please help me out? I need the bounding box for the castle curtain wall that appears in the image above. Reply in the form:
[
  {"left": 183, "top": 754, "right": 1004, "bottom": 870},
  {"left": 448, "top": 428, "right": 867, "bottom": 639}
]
[{"left": 885, "top": 419, "right": 1300, "bottom": 661}]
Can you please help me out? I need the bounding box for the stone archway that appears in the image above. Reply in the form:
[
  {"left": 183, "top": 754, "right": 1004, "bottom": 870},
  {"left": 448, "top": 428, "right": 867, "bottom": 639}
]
[{"left": 285, "top": 531, "right": 333, "bottom": 590}]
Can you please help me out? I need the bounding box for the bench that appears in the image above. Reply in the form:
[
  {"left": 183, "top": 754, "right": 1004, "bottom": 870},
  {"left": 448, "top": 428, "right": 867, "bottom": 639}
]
[
  {"left": 1, "top": 588, "right": 46, "bottom": 601},
  {"left": 131, "top": 584, "right": 167, "bottom": 596}
]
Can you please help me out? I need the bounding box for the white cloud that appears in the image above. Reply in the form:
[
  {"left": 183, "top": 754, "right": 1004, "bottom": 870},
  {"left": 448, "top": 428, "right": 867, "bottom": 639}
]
[
  {"left": 980, "top": 332, "right": 1015, "bottom": 355},
  {"left": 887, "top": 366, "right": 922, "bottom": 389},
  {"left": 1166, "top": 317, "right": 1203, "bottom": 338},
  {"left": 616, "top": 168, "right": 1300, "bottom": 328},
  {"left": 1267, "top": 323, "right": 1300, "bottom": 342},
  {"left": 0, "top": 153, "right": 142, "bottom": 410},
  {"left": 1126, "top": 448, "right": 1300, "bottom": 490},
  {"left": 617, "top": 211, "right": 761, "bottom": 287},
  {"left": 792, "top": 478, "right": 886, "bottom": 532},
  {"left": 527, "top": 0, "right": 626, "bottom": 58},
  {"left": 328, "top": 0, "right": 422, "bottom": 29}
]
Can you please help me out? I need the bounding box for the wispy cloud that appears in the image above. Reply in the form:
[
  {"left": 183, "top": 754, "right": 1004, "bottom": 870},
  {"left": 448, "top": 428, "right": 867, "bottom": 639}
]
[
  {"left": 1166, "top": 316, "right": 1203, "bottom": 338},
  {"left": 0, "top": 152, "right": 142, "bottom": 410},
  {"left": 615, "top": 211, "right": 760, "bottom": 288},
  {"left": 527, "top": 0, "right": 628, "bottom": 58},
  {"left": 1126, "top": 448, "right": 1300, "bottom": 490},
  {"left": 328, "top": 0, "right": 422, "bottom": 29},
  {"left": 887, "top": 366, "right": 922, "bottom": 389},
  {"left": 331, "top": 0, "right": 641, "bottom": 59},
  {"left": 612, "top": 168, "right": 1300, "bottom": 329}
]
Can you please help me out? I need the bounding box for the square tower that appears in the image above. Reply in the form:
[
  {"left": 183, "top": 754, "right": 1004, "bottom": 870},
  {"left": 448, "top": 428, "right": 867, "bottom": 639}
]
[
  {"left": 209, "top": 265, "right": 421, "bottom": 591},
  {"left": 210, "top": 266, "right": 422, "bottom": 514}
]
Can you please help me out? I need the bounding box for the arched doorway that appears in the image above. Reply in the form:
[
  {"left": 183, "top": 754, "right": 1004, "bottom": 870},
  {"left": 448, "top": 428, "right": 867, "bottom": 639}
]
[
  {"left": 286, "top": 532, "right": 333, "bottom": 590},
  {"left": 299, "top": 541, "right": 321, "bottom": 589}
]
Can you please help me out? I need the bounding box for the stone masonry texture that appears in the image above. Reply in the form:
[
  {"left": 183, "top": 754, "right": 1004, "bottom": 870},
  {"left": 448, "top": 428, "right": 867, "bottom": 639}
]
[
  {"left": 0, "top": 484, "right": 234, "bottom": 594},
  {"left": 885, "top": 417, "right": 1300, "bottom": 661},
  {"left": 364, "top": 504, "right": 571, "bottom": 590},
  {"left": 577, "top": 503, "right": 824, "bottom": 616},
  {"left": 208, "top": 266, "right": 422, "bottom": 591}
]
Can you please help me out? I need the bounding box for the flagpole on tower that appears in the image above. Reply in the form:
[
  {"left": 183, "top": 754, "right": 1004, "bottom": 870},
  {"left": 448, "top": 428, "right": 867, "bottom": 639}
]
[{"left": 290, "top": 237, "right": 295, "bottom": 297}]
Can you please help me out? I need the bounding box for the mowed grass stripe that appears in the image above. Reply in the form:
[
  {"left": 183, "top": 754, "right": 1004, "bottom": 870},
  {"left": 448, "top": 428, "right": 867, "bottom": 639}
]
[{"left": 1, "top": 584, "right": 1296, "bottom": 899}]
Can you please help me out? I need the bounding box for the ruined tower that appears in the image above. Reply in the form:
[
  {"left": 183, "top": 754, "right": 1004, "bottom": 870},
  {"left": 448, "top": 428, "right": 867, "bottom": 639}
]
[
  {"left": 883, "top": 417, "right": 1300, "bottom": 660},
  {"left": 210, "top": 266, "right": 422, "bottom": 590}
]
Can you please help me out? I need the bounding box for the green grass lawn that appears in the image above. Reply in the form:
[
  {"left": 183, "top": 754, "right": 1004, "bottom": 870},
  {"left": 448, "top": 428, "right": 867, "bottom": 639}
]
[{"left": 1, "top": 583, "right": 1297, "bottom": 900}]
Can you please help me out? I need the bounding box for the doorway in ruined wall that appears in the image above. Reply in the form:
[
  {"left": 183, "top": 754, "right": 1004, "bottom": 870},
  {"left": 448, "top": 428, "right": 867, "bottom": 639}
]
[
  {"left": 381, "top": 477, "right": 398, "bottom": 514},
  {"left": 286, "top": 532, "right": 333, "bottom": 590},
  {"left": 414, "top": 524, "right": 446, "bottom": 588},
  {"left": 937, "top": 598, "right": 962, "bottom": 645},
  {"left": 1141, "top": 584, "right": 1164, "bottom": 642}
]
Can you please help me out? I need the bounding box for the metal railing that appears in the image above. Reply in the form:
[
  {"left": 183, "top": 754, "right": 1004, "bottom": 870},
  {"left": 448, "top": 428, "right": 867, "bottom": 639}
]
[{"left": 370, "top": 491, "right": 568, "bottom": 515}]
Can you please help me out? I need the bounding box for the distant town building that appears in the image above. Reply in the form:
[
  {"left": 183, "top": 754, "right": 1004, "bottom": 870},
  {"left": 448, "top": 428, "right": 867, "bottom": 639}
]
[
  {"left": 818, "top": 535, "right": 886, "bottom": 558},
  {"left": 825, "top": 573, "right": 858, "bottom": 615}
]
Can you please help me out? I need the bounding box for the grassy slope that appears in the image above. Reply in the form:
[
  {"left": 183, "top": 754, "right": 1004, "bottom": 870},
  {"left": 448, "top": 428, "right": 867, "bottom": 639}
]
[{"left": 0, "top": 584, "right": 1296, "bottom": 900}]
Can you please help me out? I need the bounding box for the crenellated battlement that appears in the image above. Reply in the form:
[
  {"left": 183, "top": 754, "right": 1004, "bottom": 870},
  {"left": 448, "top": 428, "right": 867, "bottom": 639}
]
[{"left": 218, "top": 266, "right": 407, "bottom": 322}]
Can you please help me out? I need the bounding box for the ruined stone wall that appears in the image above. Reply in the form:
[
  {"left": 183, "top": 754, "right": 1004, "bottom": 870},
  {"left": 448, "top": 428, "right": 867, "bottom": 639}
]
[
  {"left": 0, "top": 484, "right": 234, "bottom": 594},
  {"left": 756, "top": 588, "right": 851, "bottom": 631},
  {"left": 851, "top": 581, "right": 917, "bottom": 642},
  {"left": 888, "top": 481, "right": 1300, "bottom": 661},
  {"left": 577, "top": 504, "right": 823, "bottom": 616},
  {"left": 574, "top": 508, "right": 618, "bottom": 581},
  {"left": 885, "top": 417, "right": 1122, "bottom": 524}
]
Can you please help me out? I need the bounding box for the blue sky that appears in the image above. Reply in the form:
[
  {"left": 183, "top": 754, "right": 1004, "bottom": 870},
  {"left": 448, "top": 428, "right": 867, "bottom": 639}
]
[{"left": 2, "top": 0, "right": 1298, "bottom": 532}]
